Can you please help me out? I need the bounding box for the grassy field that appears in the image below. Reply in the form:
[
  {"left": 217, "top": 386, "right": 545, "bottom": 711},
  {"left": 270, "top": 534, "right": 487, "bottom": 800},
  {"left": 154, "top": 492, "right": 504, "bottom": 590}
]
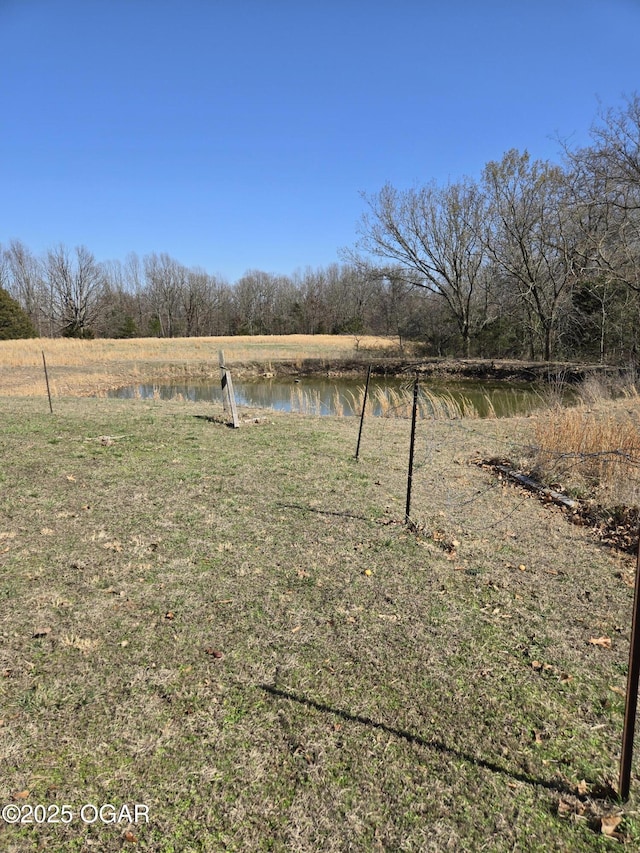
[
  {"left": 1, "top": 390, "right": 639, "bottom": 851},
  {"left": 0, "top": 335, "right": 401, "bottom": 397}
]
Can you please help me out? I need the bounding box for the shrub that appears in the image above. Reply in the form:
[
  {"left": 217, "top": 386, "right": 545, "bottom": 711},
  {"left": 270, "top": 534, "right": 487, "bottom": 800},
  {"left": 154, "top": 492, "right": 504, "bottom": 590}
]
[{"left": 0, "top": 287, "right": 37, "bottom": 339}]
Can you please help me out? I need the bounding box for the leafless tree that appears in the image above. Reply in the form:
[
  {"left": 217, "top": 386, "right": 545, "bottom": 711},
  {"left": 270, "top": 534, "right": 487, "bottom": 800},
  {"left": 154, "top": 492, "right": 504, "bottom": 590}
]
[
  {"left": 3, "top": 240, "right": 47, "bottom": 335},
  {"left": 562, "top": 95, "right": 640, "bottom": 360},
  {"left": 143, "top": 253, "right": 185, "bottom": 337},
  {"left": 45, "top": 244, "right": 105, "bottom": 337},
  {"left": 482, "top": 150, "right": 577, "bottom": 361},
  {"left": 354, "top": 178, "right": 488, "bottom": 356}
]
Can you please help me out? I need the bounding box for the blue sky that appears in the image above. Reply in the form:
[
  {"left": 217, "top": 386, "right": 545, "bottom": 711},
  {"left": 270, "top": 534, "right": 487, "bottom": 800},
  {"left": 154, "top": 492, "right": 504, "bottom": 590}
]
[{"left": 1, "top": 0, "right": 639, "bottom": 283}]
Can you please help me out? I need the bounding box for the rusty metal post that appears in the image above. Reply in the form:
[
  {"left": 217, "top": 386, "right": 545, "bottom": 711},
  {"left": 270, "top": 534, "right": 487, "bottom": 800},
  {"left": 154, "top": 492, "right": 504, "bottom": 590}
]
[
  {"left": 42, "top": 351, "right": 53, "bottom": 414},
  {"left": 405, "top": 375, "right": 419, "bottom": 525},
  {"left": 619, "top": 524, "right": 640, "bottom": 800},
  {"left": 355, "top": 364, "right": 372, "bottom": 461}
]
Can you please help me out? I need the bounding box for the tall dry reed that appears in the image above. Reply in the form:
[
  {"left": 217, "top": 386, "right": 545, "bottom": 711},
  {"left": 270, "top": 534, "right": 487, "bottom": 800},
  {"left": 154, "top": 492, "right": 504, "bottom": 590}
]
[{"left": 532, "top": 400, "right": 640, "bottom": 505}]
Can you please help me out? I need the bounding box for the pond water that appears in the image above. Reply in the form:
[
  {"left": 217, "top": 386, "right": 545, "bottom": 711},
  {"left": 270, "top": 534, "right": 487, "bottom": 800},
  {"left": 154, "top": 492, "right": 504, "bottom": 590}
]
[{"left": 107, "top": 376, "right": 554, "bottom": 418}]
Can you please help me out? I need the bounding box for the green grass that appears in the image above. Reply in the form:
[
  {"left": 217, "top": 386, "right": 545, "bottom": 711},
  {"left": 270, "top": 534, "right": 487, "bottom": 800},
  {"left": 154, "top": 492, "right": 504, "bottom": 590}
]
[{"left": 0, "top": 395, "right": 639, "bottom": 851}]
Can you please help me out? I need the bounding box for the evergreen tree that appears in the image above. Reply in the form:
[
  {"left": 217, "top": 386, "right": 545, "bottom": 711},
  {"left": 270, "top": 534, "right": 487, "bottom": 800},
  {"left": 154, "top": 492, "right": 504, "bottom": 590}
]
[{"left": 0, "top": 287, "right": 38, "bottom": 339}]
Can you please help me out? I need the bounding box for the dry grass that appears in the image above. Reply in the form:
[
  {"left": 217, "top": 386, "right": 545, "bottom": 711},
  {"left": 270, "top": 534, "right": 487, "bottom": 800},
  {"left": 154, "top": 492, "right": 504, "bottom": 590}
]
[
  {"left": 1, "top": 396, "right": 640, "bottom": 851},
  {"left": 286, "top": 384, "right": 491, "bottom": 419},
  {"left": 0, "top": 335, "right": 400, "bottom": 369},
  {"left": 0, "top": 335, "right": 403, "bottom": 398},
  {"left": 531, "top": 396, "right": 640, "bottom": 506}
]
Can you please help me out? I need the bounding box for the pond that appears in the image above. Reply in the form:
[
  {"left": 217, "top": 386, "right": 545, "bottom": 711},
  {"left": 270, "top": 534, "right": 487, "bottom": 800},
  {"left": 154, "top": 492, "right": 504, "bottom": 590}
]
[{"left": 106, "top": 376, "right": 555, "bottom": 418}]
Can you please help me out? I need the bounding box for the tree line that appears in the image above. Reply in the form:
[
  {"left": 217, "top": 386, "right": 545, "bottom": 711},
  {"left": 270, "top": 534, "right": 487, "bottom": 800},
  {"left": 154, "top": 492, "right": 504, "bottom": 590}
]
[
  {"left": 2, "top": 94, "right": 639, "bottom": 363},
  {"left": 352, "top": 94, "right": 640, "bottom": 364},
  {"left": 0, "top": 246, "right": 424, "bottom": 342}
]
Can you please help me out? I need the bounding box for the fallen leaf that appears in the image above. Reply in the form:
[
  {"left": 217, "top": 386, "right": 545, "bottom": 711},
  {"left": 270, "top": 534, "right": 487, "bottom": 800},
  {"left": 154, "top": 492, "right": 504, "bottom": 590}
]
[
  {"left": 204, "top": 647, "right": 223, "bottom": 658},
  {"left": 576, "top": 779, "right": 589, "bottom": 795},
  {"left": 589, "top": 636, "right": 612, "bottom": 649},
  {"left": 531, "top": 660, "right": 543, "bottom": 671},
  {"left": 32, "top": 627, "right": 52, "bottom": 638},
  {"left": 66, "top": 474, "right": 76, "bottom": 482},
  {"left": 363, "top": 569, "right": 372, "bottom": 576},
  {"left": 40, "top": 528, "right": 54, "bottom": 535},
  {"left": 557, "top": 799, "right": 572, "bottom": 819},
  {"left": 165, "top": 612, "right": 175, "bottom": 620},
  {"left": 123, "top": 829, "right": 137, "bottom": 843},
  {"left": 120, "top": 640, "right": 129, "bottom": 648},
  {"left": 14, "top": 790, "right": 30, "bottom": 799},
  {"left": 610, "top": 685, "right": 626, "bottom": 698},
  {"left": 600, "top": 814, "right": 623, "bottom": 837},
  {"left": 291, "top": 625, "right": 301, "bottom": 633}
]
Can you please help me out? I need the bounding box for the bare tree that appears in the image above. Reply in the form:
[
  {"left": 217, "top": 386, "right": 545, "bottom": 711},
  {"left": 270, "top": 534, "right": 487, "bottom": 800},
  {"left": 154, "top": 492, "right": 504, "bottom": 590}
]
[
  {"left": 482, "top": 150, "right": 577, "bottom": 361},
  {"left": 45, "top": 244, "right": 105, "bottom": 337},
  {"left": 354, "top": 179, "right": 488, "bottom": 356},
  {"left": 143, "top": 253, "right": 185, "bottom": 337},
  {"left": 562, "top": 94, "right": 640, "bottom": 361},
  {"left": 3, "top": 240, "right": 47, "bottom": 335}
]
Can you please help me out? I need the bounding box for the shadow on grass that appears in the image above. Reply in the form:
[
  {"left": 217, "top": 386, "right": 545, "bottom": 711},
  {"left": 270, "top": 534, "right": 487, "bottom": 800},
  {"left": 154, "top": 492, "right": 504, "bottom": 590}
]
[
  {"left": 277, "top": 501, "right": 392, "bottom": 526},
  {"left": 259, "top": 683, "right": 607, "bottom": 800},
  {"left": 193, "top": 414, "right": 236, "bottom": 428}
]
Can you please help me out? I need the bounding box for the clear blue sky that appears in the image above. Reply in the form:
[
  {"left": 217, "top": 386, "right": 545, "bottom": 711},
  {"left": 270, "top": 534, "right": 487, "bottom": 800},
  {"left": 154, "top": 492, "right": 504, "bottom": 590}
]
[{"left": 1, "top": 0, "right": 639, "bottom": 283}]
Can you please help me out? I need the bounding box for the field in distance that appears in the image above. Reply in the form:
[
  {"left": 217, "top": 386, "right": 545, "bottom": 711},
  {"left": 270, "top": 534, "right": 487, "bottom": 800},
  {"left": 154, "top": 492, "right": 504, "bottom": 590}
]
[{"left": 0, "top": 334, "right": 402, "bottom": 396}]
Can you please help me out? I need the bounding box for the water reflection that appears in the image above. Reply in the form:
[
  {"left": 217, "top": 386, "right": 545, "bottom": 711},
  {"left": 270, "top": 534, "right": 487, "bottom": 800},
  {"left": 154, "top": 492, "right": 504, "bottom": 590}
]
[{"left": 107, "top": 377, "right": 549, "bottom": 418}]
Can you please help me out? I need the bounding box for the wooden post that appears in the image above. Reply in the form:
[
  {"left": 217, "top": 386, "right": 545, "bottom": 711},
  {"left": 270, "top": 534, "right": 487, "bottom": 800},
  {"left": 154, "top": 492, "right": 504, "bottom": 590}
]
[
  {"left": 218, "top": 350, "right": 239, "bottom": 428},
  {"left": 619, "top": 524, "right": 640, "bottom": 799},
  {"left": 42, "top": 351, "right": 53, "bottom": 414}
]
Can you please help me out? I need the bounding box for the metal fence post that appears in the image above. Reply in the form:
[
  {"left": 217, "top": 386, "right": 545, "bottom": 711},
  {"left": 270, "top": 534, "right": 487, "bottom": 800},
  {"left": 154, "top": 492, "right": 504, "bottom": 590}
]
[
  {"left": 355, "top": 365, "right": 372, "bottom": 460},
  {"left": 405, "top": 374, "right": 419, "bottom": 526},
  {"left": 619, "top": 524, "right": 640, "bottom": 799}
]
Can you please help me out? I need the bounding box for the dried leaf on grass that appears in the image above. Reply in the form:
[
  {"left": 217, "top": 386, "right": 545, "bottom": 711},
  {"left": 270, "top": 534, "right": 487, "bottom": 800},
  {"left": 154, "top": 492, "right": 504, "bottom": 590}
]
[
  {"left": 204, "top": 647, "right": 223, "bottom": 658},
  {"left": 600, "top": 814, "right": 623, "bottom": 837},
  {"left": 589, "top": 636, "right": 612, "bottom": 648}
]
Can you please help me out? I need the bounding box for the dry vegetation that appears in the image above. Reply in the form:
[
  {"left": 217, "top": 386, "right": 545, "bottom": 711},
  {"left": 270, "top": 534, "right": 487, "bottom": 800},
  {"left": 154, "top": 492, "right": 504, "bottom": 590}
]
[
  {"left": 528, "top": 384, "right": 640, "bottom": 509},
  {"left": 0, "top": 335, "right": 404, "bottom": 398},
  {"left": 0, "top": 334, "right": 404, "bottom": 369}
]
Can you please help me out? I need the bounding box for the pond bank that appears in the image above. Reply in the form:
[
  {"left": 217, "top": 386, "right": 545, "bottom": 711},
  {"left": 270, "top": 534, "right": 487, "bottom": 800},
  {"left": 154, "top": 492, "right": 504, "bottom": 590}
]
[
  {"left": 228, "top": 356, "right": 632, "bottom": 385},
  {"left": 1, "top": 354, "right": 632, "bottom": 397}
]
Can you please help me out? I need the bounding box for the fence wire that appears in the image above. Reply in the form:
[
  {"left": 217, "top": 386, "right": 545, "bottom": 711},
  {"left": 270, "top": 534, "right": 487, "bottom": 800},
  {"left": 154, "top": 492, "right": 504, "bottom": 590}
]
[{"left": 356, "top": 383, "right": 640, "bottom": 545}]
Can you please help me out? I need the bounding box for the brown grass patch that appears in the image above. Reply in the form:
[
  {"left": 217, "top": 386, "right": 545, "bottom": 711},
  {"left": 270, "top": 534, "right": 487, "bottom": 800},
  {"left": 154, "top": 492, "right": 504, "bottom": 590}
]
[
  {"left": 0, "top": 335, "right": 404, "bottom": 397},
  {"left": 0, "top": 334, "right": 400, "bottom": 369},
  {"left": 530, "top": 398, "right": 640, "bottom": 507}
]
